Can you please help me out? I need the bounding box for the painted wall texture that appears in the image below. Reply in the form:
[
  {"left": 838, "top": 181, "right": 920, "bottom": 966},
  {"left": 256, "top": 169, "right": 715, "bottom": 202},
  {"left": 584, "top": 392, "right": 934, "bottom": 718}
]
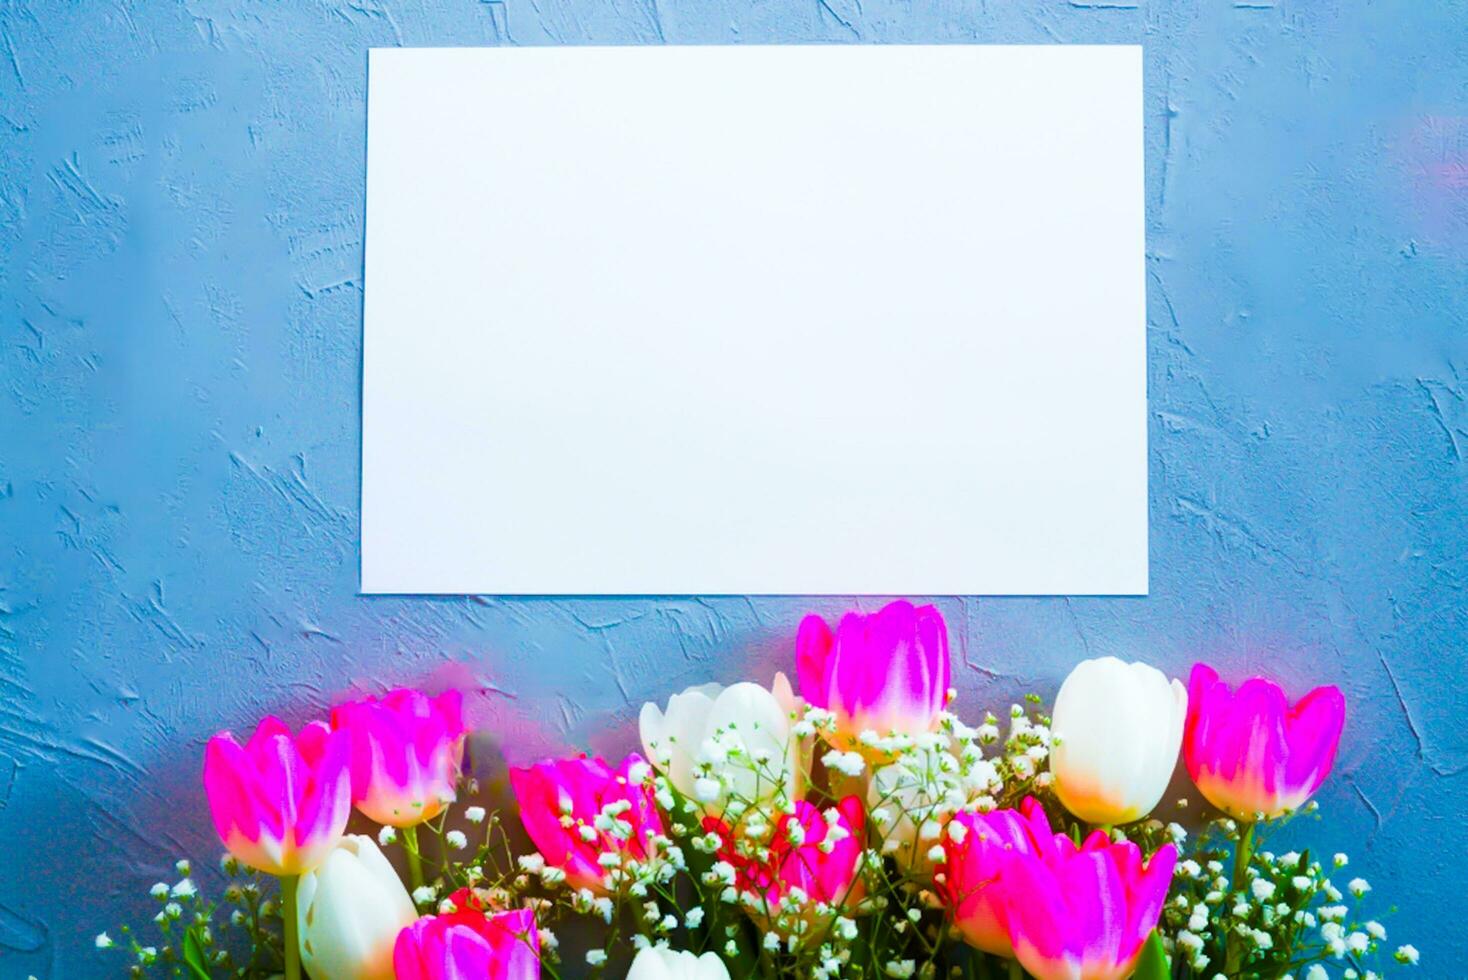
[{"left": 1, "top": 0, "right": 1465, "bottom": 975}]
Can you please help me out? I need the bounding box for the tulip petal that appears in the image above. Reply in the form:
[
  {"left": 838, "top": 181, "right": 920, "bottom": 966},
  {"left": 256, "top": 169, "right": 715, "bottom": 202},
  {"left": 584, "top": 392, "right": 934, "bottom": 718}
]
[{"left": 795, "top": 614, "right": 835, "bottom": 709}]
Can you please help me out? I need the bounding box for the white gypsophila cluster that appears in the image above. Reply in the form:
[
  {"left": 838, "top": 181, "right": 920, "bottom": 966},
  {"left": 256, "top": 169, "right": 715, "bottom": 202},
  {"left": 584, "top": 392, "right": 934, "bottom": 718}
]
[
  {"left": 999, "top": 701, "right": 1054, "bottom": 786},
  {"left": 865, "top": 715, "right": 1004, "bottom": 873},
  {"left": 1158, "top": 817, "right": 1415, "bottom": 979}
]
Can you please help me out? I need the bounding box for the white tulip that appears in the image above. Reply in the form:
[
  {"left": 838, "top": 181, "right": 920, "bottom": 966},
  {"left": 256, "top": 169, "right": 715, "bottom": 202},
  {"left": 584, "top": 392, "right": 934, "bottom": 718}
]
[
  {"left": 627, "top": 946, "right": 732, "bottom": 980},
  {"left": 296, "top": 834, "right": 417, "bottom": 980},
  {"left": 640, "top": 674, "right": 801, "bottom": 813},
  {"left": 1050, "top": 656, "right": 1187, "bottom": 825}
]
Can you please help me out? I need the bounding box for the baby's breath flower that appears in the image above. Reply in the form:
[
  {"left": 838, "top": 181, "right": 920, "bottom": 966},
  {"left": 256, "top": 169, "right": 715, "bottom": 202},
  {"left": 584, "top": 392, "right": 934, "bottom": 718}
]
[{"left": 822, "top": 750, "right": 865, "bottom": 778}]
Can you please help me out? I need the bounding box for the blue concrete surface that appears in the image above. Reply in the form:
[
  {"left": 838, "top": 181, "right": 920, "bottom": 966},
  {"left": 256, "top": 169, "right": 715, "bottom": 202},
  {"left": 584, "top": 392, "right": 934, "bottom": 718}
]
[{"left": 1, "top": 0, "right": 1465, "bottom": 974}]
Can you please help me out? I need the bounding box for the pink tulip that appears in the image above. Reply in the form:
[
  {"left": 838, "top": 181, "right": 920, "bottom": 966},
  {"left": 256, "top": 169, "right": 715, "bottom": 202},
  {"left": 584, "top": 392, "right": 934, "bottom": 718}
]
[
  {"left": 509, "top": 754, "right": 663, "bottom": 894},
  {"left": 935, "top": 798, "right": 1057, "bottom": 957},
  {"left": 1183, "top": 663, "right": 1346, "bottom": 819},
  {"left": 203, "top": 716, "right": 351, "bottom": 876},
  {"left": 393, "top": 888, "right": 539, "bottom": 980},
  {"left": 331, "top": 689, "right": 467, "bottom": 827},
  {"left": 708, "top": 796, "right": 866, "bottom": 919},
  {"left": 999, "top": 832, "right": 1177, "bottom": 980},
  {"left": 796, "top": 600, "right": 950, "bottom": 752}
]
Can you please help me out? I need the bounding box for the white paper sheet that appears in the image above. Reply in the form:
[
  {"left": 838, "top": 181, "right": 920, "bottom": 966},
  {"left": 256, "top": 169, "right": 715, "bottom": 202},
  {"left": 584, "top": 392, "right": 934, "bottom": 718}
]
[{"left": 362, "top": 45, "right": 1146, "bottom": 596}]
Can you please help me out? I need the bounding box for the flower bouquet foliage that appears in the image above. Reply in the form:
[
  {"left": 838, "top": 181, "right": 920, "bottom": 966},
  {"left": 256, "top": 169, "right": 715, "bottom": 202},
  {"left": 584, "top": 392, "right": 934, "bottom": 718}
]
[{"left": 101, "top": 601, "right": 1418, "bottom": 980}]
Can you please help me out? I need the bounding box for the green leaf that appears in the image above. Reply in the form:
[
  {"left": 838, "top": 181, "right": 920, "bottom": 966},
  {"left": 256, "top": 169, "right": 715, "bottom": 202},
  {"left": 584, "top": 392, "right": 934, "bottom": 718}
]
[
  {"left": 182, "top": 927, "right": 212, "bottom": 980},
  {"left": 1131, "top": 930, "right": 1170, "bottom": 980}
]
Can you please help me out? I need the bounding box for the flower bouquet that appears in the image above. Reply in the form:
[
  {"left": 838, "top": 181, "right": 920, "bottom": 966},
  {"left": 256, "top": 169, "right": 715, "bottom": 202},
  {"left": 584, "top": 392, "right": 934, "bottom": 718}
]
[{"left": 100, "top": 601, "right": 1418, "bottom": 980}]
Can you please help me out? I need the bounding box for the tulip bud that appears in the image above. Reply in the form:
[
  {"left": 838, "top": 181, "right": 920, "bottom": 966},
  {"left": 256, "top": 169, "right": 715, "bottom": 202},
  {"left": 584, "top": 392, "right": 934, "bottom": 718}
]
[
  {"left": 394, "top": 889, "right": 538, "bottom": 980},
  {"left": 202, "top": 717, "right": 351, "bottom": 876},
  {"left": 626, "top": 946, "right": 732, "bottom": 980},
  {"left": 1001, "top": 833, "right": 1177, "bottom": 980},
  {"left": 936, "top": 799, "right": 1058, "bottom": 957},
  {"left": 639, "top": 675, "right": 801, "bottom": 813},
  {"left": 796, "top": 600, "right": 950, "bottom": 756},
  {"left": 331, "top": 689, "right": 467, "bottom": 828},
  {"left": 705, "top": 796, "right": 865, "bottom": 938},
  {"left": 1050, "top": 657, "right": 1187, "bottom": 825},
  {"left": 509, "top": 754, "right": 663, "bottom": 895},
  {"left": 1183, "top": 663, "right": 1345, "bottom": 820},
  {"left": 297, "top": 835, "right": 417, "bottom": 980}
]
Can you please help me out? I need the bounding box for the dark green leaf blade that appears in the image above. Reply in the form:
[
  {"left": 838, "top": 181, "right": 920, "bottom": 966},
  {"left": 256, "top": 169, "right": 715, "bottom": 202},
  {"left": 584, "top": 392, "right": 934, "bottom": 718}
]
[
  {"left": 1131, "top": 929, "right": 1170, "bottom": 980},
  {"left": 183, "top": 927, "right": 212, "bottom": 980}
]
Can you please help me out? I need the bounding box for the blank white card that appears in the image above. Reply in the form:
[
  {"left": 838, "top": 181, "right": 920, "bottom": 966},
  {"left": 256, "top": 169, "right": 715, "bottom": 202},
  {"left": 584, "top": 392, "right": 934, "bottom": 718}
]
[{"left": 362, "top": 45, "right": 1146, "bottom": 595}]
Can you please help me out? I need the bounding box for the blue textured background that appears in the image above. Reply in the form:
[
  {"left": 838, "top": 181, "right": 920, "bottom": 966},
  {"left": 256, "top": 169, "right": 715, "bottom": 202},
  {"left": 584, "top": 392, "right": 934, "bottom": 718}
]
[{"left": 2, "top": 1, "right": 1466, "bottom": 975}]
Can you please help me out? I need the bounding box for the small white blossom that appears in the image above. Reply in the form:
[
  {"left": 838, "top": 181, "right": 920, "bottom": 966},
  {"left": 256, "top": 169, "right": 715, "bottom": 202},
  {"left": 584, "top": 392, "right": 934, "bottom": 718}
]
[{"left": 822, "top": 750, "right": 865, "bottom": 777}]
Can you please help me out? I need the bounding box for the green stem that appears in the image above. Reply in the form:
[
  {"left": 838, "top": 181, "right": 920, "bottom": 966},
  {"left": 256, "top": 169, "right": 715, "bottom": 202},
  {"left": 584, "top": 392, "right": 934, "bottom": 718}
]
[
  {"left": 1225, "top": 821, "right": 1257, "bottom": 975},
  {"left": 1232, "top": 820, "right": 1256, "bottom": 891},
  {"left": 402, "top": 824, "right": 425, "bottom": 891},
  {"left": 279, "top": 874, "right": 301, "bottom": 980},
  {"left": 1007, "top": 959, "right": 1025, "bottom": 980}
]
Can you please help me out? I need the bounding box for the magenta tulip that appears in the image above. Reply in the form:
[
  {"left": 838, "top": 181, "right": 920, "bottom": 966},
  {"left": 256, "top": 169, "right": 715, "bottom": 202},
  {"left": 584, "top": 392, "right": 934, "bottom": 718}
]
[
  {"left": 708, "top": 796, "right": 866, "bottom": 934},
  {"left": 509, "top": 754, "right": 663, "bottom": 894},
  {"left": 936, "top": 798, "right": 1057, "bottom": 957},
  {"left": 393, "top": 888, "right": 539, "bottom": 980},
  {"left": 331, "top": 689, "right": 467, "bottom": 827},
  {"left": 1000, "top": 832, "right": 1177, "bottom": 980},
  {"left": 796, "top": 600, "right": 950, "bottom": 753},
  {"left": 1183, "top": 663, "right": 1346, "bottom": 819},
  {"left": 203, "top": 717, "right": 351, "bottom": 877}
]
